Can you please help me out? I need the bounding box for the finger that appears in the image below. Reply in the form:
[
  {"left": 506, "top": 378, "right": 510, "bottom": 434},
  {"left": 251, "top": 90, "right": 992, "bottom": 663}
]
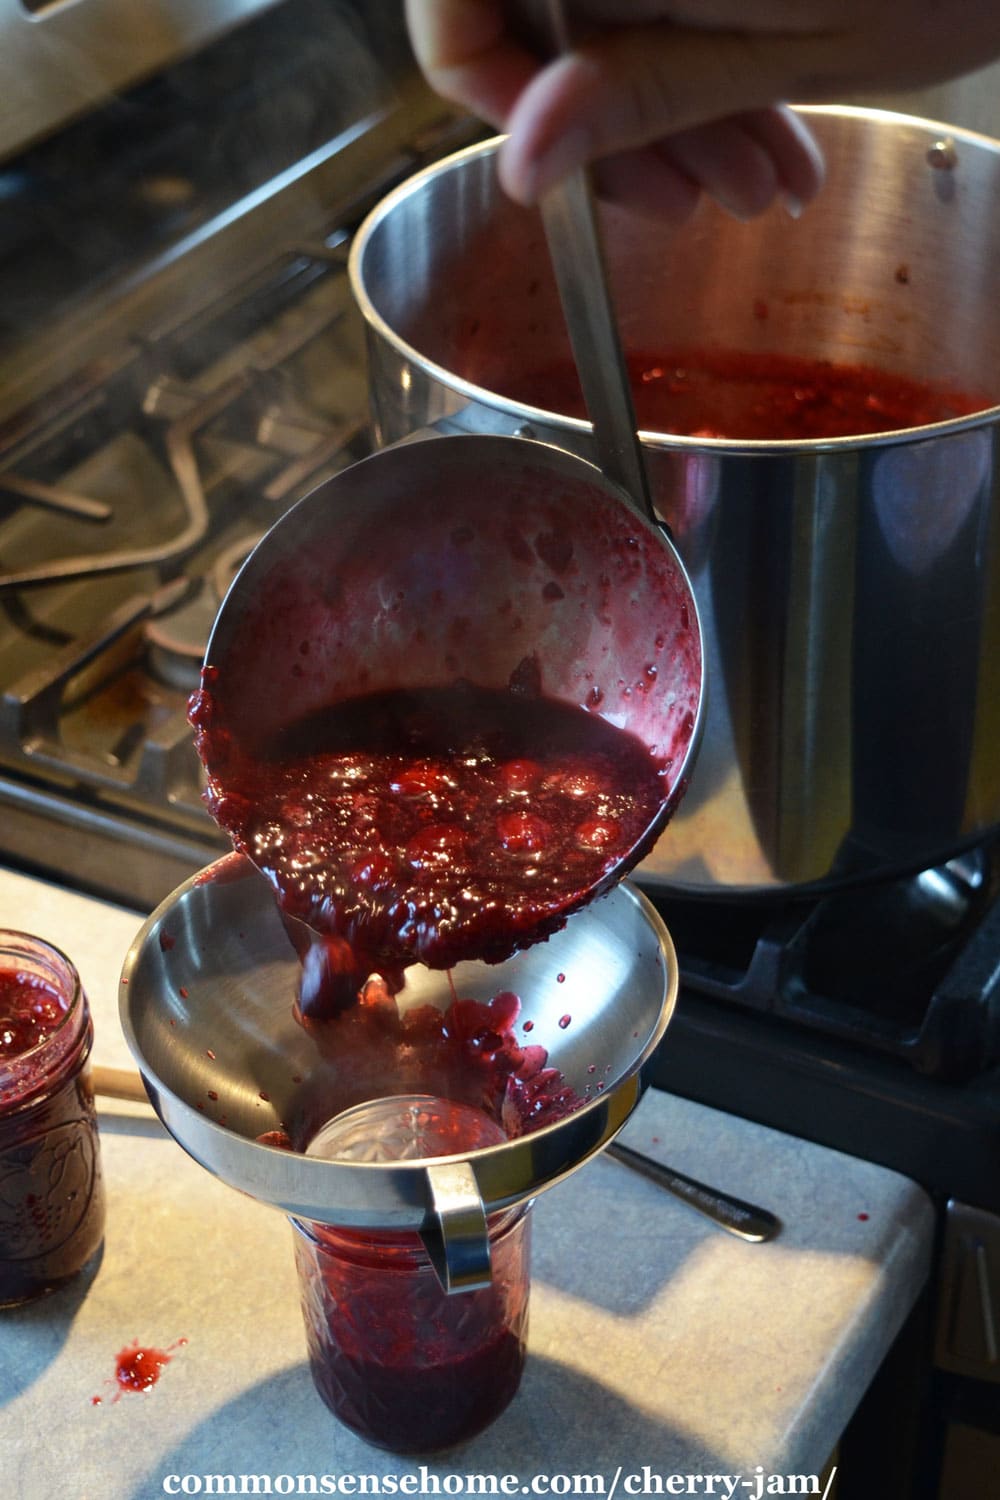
[
  {"left": 498, "top": 26, "right": 841, "bottom": 202},
  {"left": 404, "top": 0, "right": 503, "bottom": 71},
  {"left": 663, "top": 107, "right": 824, "bottom": 220},
  {"left": 586, "top": 109, "right": 823, "bottom": 226},
  {"left": 589, "top": 145, "right": 701, "bottom": 224},
  {"left": 662, "top": 117, "right": 781, "bottom": 221},
  {"left": 403, "top": 0, "right": 538, "bottom": 123},
  {"left": 737, "top": 105, "right": 826, "bottom": 209},
  {"left": 572, "top": 0, "right": 843, "bottom": 31}
]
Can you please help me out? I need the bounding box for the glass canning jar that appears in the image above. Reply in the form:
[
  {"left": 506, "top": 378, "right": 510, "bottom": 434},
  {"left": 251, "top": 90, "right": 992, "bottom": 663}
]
[
  {"left": 0, "top": 930, "right": 106, "bottom": 1307},
  {"left": 292, "top": 1203, "right": 531, "bottom": 1454}
]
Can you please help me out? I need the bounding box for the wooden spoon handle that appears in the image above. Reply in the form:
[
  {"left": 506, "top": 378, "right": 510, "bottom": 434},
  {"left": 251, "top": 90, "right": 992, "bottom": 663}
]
[{"left": 91, "top": 1064, "right": 150, "bottom": 1104}]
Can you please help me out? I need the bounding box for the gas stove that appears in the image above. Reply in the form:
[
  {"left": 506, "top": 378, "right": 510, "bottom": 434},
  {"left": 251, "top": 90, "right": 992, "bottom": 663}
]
[
  {"left": 0, "top": 235, "right": 374, "bottom": 906},
  {"left": 650, "top": 857, "right": 1000, "bottom": 1201},
  {"left": 0, "top": 3, "right": 480, "bottom": 911}
]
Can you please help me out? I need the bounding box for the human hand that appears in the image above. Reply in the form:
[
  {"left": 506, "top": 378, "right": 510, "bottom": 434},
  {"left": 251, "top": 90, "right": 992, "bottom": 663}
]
[{"left": 405, "top": 1, "right": 1000, "bottom": 221}]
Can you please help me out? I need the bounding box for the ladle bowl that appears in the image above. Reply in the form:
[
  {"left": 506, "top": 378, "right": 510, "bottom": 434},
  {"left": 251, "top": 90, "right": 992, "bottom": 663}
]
[
  {"left": 119, "top": 856, "right": 679, "bottom": 1286},
  {"left": 196, "top": 432, "right": 704, "bottom": 952}
]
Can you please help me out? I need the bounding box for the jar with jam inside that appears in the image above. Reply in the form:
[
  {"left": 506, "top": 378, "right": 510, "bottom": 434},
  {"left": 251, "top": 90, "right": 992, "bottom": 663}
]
[
  {"left": 0, "top": 930, "right": 106, "bottom": 1307},
  {"left": 292, "top": 1205, "right": 530, "bottom": 1454},
  {"left": 292, "top": 1094, "right": 531, "bottom": 1453}
]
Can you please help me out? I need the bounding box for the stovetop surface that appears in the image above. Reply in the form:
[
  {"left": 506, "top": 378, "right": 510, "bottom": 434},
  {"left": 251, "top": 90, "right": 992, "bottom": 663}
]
[
  {"left": 650, "top": 978, "right": 1000, "bottom": 1215},
  {"left": 0, "top": 45, "right": 481, "bottom": 909},
  {"left": 0, "top": 237, "right": 374, "bottom": 892},
  {"left": 0, "top": 0, "right": 414, "bottom": 362}
]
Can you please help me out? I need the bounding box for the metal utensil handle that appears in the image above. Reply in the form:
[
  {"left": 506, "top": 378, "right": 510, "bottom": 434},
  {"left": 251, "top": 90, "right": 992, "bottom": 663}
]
[
  {"left": 512, "top": 0, "right": 656, "bottom": 522},
  {"left": 421, "top": 1160, "right": 494, "bottom": 1293},
  {"left": 607, "top": 1141, "right": 782, "bottom": 1243}
]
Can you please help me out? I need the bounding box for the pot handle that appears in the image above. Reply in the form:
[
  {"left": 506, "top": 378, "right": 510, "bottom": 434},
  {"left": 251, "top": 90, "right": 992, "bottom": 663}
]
[{"left": 420, "top": 1160, "right": 493, "bottom": 1294}]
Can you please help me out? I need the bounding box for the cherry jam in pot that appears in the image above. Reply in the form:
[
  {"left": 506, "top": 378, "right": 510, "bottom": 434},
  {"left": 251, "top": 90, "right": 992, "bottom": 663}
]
[
  {"left": 503, "top": 349, "right": 990, "bottom": 440},
  {"left": 0, "top": 931, "right": 105, "bottom": 1307}
]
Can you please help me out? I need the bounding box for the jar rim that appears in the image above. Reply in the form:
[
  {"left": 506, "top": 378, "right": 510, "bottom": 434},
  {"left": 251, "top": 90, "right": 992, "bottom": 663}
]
[{"left": 0, "top": 929, "right": 85, "bottom": 1098}]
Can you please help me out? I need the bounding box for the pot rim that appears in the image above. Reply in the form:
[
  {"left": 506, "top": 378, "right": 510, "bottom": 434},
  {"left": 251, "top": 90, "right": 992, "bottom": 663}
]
[{"left": 348, "top": 105, "right": 1000, "bottom": 456}]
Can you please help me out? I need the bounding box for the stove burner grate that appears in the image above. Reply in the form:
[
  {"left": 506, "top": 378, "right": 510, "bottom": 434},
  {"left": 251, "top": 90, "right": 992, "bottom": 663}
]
[{"left": 649, "top": 841, "right": 1000, "bottom": 1080}]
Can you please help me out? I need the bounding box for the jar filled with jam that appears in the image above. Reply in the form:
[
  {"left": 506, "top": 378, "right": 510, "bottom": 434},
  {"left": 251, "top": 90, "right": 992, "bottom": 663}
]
[
  {"left": 292, "top": 1094, "right": 531, "bottom": 1453},
  {"left": 0, "top": 930, "right": 105, "bottom": 1307},
  {"left": 292, "top": 1205, "right": 531, "bottom": 1454}
]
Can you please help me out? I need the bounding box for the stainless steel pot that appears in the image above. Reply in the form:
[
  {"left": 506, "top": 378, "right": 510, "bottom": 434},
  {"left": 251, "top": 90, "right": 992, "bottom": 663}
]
[{"left": 349, "top": 106, "right": 1000, "bottom": 896}]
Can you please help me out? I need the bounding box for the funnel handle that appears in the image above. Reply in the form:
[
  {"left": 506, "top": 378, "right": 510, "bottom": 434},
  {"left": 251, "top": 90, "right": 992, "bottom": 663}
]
[{"left": 420, "top": 1161, "right": 493, "bottom": 1294}]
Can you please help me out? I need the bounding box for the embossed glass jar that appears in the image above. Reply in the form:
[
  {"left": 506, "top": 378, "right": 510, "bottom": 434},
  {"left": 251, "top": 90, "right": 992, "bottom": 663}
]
[
  {"left": 292, "top": 1204, "right": 531, "bottom": 1453},
  {"left": 0, "top": 931, "right": 105, "bottom": 1307}
]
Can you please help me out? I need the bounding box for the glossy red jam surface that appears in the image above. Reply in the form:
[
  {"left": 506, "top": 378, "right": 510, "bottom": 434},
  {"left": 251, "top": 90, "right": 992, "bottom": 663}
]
[
  {"left": 1, "top": 967, "right": 68, "bottom": 1063},
  {"left": 191, "top": 680, "right": 667, "bottom": 988},
  {"left": 115, "top": 1340, "right": 182, "bottom": 1393},
  {"left": 295, "top": 1206, "right": 530, "bottom": 1453},
  {"left": 505, "top": 349, "right": 989, "bottom": 440}
]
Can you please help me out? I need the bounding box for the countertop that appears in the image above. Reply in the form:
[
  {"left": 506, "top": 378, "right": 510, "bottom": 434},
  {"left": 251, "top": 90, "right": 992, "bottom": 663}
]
[{"left": 1, "top": 865, "right": 935, "bottom": 1499}]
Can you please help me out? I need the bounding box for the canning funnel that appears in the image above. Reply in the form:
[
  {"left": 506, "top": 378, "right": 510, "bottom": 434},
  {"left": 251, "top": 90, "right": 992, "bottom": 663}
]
[
  {"left": 120, "top": 856, "right": 679, "bottom": 1290},
  {"left": 196, "top": 432, "right": 703, "bottom": 958}
]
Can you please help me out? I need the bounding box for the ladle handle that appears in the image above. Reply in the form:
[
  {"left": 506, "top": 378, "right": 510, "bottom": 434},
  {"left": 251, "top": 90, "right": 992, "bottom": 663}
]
[
  {"left": 510, "top": 1, "right": 656, "bottom": 523},
  {"left": 607, "top": 1141, "right": 782, "bottom": 1243}
]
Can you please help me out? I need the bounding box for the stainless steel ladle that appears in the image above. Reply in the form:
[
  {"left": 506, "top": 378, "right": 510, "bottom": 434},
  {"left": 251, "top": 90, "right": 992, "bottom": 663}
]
[{"left": 196, "top": 432, "right": 704, "bottom": 966}]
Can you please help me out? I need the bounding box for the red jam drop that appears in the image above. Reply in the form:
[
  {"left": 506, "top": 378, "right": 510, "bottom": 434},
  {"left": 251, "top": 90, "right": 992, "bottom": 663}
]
[{"left": 113, "top": 1338, "right": 186, "bottom": 1395}]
